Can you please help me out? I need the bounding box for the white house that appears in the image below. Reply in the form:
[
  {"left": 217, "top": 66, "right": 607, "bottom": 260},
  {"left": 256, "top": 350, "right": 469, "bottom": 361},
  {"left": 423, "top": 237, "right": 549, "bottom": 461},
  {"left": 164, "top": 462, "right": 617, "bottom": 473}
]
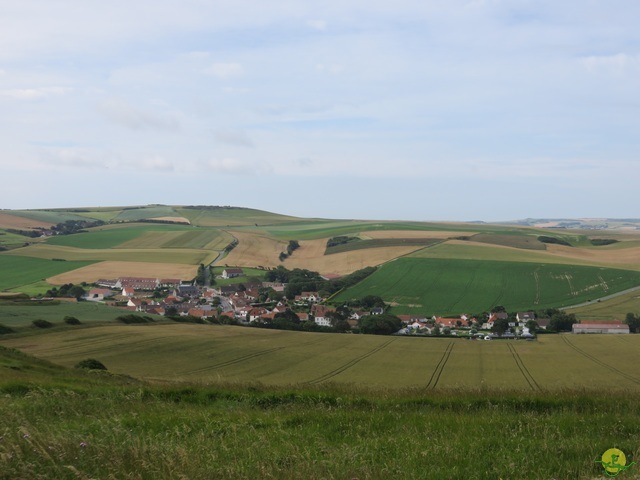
[{"left": 221, "top": 268, "right": 244, "bottom": 279}]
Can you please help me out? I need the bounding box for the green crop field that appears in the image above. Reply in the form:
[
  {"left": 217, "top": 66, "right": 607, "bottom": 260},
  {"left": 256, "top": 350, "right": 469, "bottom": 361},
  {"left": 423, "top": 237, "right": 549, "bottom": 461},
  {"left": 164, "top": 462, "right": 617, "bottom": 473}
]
[
  {"left": 3, "top": 324, "right": 640, "bottom": 392},
  {"left": 0, "top": 255, "right": 95, "bottom": 291},
  {"left": 0, "top": 301, "right": 131, "bottom": 328},
  {"left": 2, "top": 244, "right": 216, "bottom": 265},
  {"left": 5, "top": 210, "right": 90, "bottom": 224},
  {"left": 333, "top": 257, "right": 640, "bottom": 315},
  {"left": 467, "top": 233, "right": 547, "bottom": 250},
  {"left": 44, "top": 225, "right": 177, "bottom": 249},
  {"left": 267, "top": 220, "right": 476, "bottom": 240},
  {"left": 325, "top": 237, "right": 442, "bottom": 255},
  {"left": 161, "top": 229, "right": 229, "bottom": 249},
  {"left": 0, "top": 230, "right": 32, "bottom": 247},
  {"left": 112, "top": 205, "right": 182, "bottom": 221},
  {"left": 176, "top": 206, "right": 299, "bottom": 227}
]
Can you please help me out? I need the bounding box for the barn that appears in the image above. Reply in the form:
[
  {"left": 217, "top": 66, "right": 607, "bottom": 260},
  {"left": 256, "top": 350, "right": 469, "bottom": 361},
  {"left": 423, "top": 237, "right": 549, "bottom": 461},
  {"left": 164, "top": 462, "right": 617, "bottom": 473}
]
[{"left": 572, "top": 322, "right": 629, "bottom": 334}]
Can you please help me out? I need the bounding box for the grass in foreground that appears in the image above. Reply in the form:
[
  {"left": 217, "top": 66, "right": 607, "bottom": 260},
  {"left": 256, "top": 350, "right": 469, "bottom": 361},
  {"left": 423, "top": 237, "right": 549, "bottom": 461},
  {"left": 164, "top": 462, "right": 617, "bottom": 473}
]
[{"left": 1, "top": 343, "right": 639, "bottom": 480}]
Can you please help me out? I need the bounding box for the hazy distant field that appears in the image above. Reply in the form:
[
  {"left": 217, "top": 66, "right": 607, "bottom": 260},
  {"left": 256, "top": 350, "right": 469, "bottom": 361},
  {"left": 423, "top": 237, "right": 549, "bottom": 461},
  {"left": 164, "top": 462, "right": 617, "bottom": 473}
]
[
  {"left": 3, "top": 244, "right": 216, "bottom": 265},
  {"left": 3, "top": 324, "right": 640, "bottom": 391},
  {"left": 3, "top": 206, "right": 640, "bottom": 319},
  {"left": 334, "top": 257, "right": 640, "bottom": 314}
]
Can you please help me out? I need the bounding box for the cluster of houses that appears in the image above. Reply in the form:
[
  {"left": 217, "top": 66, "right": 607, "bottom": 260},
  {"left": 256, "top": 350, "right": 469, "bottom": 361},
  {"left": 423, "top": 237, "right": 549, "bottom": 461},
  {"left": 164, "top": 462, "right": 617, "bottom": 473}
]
[
  {"left": 86, "top": 271, "right": 347, "bottom": 326},
  {"left": 83, "top": 270, "right": 632, "bottom": 335}
]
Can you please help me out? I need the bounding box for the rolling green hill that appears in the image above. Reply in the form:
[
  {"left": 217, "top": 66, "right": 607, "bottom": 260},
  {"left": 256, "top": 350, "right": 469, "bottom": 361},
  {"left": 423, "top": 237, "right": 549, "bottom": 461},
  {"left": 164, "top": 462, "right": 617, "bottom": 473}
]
[{"left": 333, "top": 257, "right": 640, "bottom": 315}]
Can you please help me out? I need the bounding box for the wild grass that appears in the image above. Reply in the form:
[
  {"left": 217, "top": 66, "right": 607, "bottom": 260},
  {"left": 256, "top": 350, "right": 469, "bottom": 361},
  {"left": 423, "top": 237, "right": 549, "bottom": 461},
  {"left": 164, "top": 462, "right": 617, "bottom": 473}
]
[{"left": 1, "top": 348, "right": 639, "bottom": 480}]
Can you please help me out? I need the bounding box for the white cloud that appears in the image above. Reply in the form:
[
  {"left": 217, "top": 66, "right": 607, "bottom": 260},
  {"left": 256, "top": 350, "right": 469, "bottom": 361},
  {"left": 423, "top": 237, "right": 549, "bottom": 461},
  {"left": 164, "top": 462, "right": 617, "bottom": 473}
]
[
  {"left": 213, "top": 130, "right": 255, "bottom": 147},
  {"left": 307, "top": 19, "right": 327, "bottom": 31},
  {"left": 206, "top": 158, "right": 272, "bottom": 175},
  {"left": 1, "top": 86, "right": 71, "bottom": 100},
  {"left": 98, "top": 98, "right": 180, "bottom": 132},
  {"left": 205, "top": 63, "right": 244, "bottom": 79},
  {"left": 581, "top": 53, "right": 640, "bottom": 72},
  {"left": 141, "top": 156, "right": 174, "bottom": 171},
  {"left": 315, "top": 63, "right": 343, "bottom": 74}
]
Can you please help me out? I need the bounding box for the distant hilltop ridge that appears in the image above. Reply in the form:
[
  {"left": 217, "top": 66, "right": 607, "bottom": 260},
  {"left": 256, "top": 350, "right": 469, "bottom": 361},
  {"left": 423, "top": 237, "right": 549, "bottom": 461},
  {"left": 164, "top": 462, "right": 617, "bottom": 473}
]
[{"left": 504, "top": 218, "right": 640, "bottom": 230}]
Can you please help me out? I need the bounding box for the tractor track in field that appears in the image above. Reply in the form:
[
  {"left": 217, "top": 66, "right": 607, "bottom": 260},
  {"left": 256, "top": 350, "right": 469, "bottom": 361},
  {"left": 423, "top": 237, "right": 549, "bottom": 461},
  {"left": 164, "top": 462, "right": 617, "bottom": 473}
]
[
  {"left": 561, "top": 336, "right": 640, "bottom": 385},
  {"left": 23, "top": 332, "right": 136, "bottom": 354},
  {"left": 447, "top": 265, "right": 478, "bottom": 313},
  {"left": 426, "top": 342, "right": 454, "bottom": 389},
  {"left": 182, "top": 336, "right": 330, "bottom": 376},
  {"left": 305, "top": 338, "right": 397, "bottom": 385},
  {"left": 506, "top": 343, "right": 541, "bottom": 391}
]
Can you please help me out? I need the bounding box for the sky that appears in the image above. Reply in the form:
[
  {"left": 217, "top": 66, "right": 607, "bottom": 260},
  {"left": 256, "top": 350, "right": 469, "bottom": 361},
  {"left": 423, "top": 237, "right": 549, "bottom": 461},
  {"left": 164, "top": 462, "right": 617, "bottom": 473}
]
[{"left": 1, "top": 0, "right": 639, "bottom": 221}]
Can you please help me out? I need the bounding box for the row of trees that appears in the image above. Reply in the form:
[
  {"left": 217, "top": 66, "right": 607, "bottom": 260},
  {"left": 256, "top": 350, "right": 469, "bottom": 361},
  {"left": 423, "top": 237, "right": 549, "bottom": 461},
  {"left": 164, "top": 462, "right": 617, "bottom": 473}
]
[
  {"left": 263, "top": 265, "right": 377, "bottom": 299},
  {"left": 45, "top": 283, "right": 86, "bottom": 300}
]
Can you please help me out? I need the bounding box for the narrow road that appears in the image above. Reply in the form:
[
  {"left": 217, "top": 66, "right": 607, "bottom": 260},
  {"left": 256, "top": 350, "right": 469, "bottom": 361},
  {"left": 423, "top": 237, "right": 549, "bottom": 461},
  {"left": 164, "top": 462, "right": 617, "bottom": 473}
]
[{"left": 564, "top": 285, "right": 640, "bottom": 310}]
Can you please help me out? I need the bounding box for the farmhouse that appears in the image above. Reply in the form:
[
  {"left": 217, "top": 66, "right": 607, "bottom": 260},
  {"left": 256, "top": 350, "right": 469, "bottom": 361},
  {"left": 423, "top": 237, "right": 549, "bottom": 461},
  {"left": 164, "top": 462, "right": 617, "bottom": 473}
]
[
  {"left": 572, "top": 321, "right": 629, "bottom": 334},
  {"left": 119, "top": 277, "right": 158, "bottom": 290},
  {"left": 222, "top": 268, "right": 244, "bottom": 279},
  {"left": 311, "top": 304, "right": 335, "bottom": 327},
  {"left": 87, "top": 288, "right": 115, "bottom": 301}
]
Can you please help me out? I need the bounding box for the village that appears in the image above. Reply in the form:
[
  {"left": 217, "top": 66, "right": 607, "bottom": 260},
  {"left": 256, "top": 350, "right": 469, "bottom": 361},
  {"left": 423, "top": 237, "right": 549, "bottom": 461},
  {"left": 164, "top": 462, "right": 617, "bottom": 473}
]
[{"left": 83, "top": 267, "right": 632, "bottom": 336}]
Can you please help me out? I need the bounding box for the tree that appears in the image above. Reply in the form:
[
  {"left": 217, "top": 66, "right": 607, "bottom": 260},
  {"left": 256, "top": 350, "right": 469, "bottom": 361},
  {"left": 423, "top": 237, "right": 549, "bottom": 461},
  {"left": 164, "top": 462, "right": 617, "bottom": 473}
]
[
  {"left": 625, "top": 313, "right": 640, "bottom": 333},
  {"left": 358, "top": 314, "right": 402, "bottom": 335},
  {"left": 549, "top": 312, "right": 576, "bottom": 332},
  {"left": 68, "top": 285, "right": 86, "bottom": 300},
  {"left": 75, "top": 358, "right": 107, "bottom": 370},
  {"left": 491, "top": 318, "right": 510, "bottom": 336},
  {"left": 525, "top": 319, "right": 539, "bottom": 332}
]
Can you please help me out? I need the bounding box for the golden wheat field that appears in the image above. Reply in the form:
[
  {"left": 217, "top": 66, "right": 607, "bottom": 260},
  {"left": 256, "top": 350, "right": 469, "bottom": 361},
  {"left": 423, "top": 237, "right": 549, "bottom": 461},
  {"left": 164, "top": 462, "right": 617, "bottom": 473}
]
[
  {"left": 0, "top": 212, "right": 52, "bottom": 230},
  {"left": 3, "top": 324, "right": 640, "bottom": 391},
  {"left": 46, "top": 261, "right": 198, "bottom": 284}
]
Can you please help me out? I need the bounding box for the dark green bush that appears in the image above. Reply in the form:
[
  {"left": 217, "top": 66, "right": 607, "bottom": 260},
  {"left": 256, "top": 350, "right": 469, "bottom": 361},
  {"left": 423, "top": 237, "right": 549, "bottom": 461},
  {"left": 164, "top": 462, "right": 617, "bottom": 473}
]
[
  {"left": 32, "top": 319, "right": 54, "bottom": 329},
  {"left": 75, "top": 358, "right": 107, "bottom": 370},
  {"left": 64, "top": 316, "right": 81, "bottom": 325},
  {"left": 0, "top": 324, "right": 15, "bottom": 335}
]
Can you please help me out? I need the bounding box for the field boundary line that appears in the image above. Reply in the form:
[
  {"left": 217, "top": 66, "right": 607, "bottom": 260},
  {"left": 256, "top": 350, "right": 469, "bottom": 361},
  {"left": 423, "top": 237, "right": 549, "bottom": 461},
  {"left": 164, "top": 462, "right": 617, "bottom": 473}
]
[
  {"left": 561, "top": 336, "right": 640, "bottom": 385},
  {"left": 506, "top": 343, "right": 541, "bottom": 391},
  {"left": 426, "top": 342, "right": 454, "bottom": 389},
  {"left": 305, "top": 338, "right": 397, "bottom": 385}
]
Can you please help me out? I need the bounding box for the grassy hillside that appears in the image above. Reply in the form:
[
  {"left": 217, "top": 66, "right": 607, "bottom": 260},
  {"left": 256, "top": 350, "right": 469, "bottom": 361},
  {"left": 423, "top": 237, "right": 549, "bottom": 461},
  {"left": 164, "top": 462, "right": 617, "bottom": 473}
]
[
  {"left": 1, "top": 340, "right": 637, "bottom": 479},
  {"left": 2, "top": 206, "right": 640, "bottom": 316}
]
